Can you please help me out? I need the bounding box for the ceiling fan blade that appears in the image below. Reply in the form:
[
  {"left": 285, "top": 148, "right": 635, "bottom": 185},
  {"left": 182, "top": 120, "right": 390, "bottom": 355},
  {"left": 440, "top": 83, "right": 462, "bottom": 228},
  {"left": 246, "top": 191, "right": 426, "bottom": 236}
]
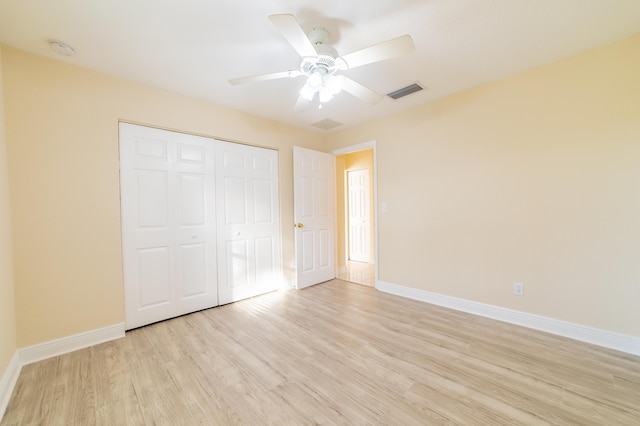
[
  {"left": 294, "top": 93, "right": 312, "bottom": 112},
  {"left": 341, "top": 78, "right": 383, "bottom": 104},
  {"left": 268, "top": 14, "right": 317, "bottom": 58},
  {"left": 339, "top": 35, "right": 414, "bottom": 70},
  {"left": 228, "top": 70, "right": 301, "bottom": 85}
]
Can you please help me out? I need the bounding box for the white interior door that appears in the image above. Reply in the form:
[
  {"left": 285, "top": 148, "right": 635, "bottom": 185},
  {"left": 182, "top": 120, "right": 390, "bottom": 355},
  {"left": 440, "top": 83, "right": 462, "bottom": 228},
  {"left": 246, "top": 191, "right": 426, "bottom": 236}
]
[
  {"left": 120, "top": 123, "right": 218, "bottom": 330},
  {"left": 293, "top": 146, "right": 336, "bottom": 289},
  {"left": 347, "top": 169, "right": 370, "bottom": 263},
  {"left": 216, "top": 141, "right": 281, "bottom": 304}
]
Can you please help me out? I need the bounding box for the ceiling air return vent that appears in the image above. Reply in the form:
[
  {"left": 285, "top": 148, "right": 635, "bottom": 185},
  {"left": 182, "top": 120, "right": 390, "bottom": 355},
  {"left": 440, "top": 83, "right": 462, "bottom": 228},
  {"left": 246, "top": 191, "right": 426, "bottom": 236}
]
[
  {"left": 311, "top": 118, "right": 343, "bottom": 131},
  {"left": 386, "top": 82, "right": 424, "bottom": 100}
]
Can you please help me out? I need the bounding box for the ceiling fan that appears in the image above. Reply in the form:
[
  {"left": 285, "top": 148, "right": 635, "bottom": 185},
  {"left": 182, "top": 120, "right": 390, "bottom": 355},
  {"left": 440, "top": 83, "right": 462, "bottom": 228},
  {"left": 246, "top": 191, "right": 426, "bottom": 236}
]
[{"left": 228, "top": 14, "right": 415, "bottom": 110}]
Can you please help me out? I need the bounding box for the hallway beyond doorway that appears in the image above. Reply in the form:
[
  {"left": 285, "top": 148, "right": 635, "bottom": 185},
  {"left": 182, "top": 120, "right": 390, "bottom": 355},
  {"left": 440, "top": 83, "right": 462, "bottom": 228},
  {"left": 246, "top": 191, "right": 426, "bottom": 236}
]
[{"left": 337, "top": 261, "right": 375, "bottom": 287}]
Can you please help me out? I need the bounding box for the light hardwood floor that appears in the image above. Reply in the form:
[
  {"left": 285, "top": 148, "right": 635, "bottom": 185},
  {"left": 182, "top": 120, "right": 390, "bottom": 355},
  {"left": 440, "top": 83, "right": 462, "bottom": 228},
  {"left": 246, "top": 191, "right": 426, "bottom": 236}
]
[{"left": 2, "top": 279, "right": 639, "bottom": 425}]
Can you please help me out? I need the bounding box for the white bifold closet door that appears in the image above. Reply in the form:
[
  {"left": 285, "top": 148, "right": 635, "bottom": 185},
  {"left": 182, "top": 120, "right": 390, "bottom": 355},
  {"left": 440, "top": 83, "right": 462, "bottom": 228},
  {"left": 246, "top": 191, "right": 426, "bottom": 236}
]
[
  {"left": 120, "top": 123, "right": 218, "bottom": 329},
  {"left": 119, "top": 123, "right": 281, "bottom": 330},
  {"left": 216, "top": 141, "right": 281, "bottom": 305}
]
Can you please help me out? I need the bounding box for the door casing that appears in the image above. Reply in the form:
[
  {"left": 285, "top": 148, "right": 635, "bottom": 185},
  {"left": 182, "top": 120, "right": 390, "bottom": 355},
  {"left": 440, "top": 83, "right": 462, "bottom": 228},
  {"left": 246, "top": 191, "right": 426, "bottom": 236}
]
[{"left": 331, "top": 141, "right": 378, "bottom": 288}]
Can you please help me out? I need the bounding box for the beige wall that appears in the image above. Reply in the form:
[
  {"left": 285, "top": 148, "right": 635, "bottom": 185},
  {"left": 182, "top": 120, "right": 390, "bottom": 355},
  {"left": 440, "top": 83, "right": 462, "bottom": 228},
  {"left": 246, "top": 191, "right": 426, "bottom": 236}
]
[
  {"left": 3, "top": 31, "right": 639, "bottom": 354},
  {"left": 327, "top": 34, "right": 640, "bottom": 336},
  {"left": 0, "top": 45, "right": 17, "bottom": 377},
  {"left": 336, "top": 150, "right": 375, "bottom": 268},
  {"left": 2, "top": 46, "right": 324, "bottom": 347}
]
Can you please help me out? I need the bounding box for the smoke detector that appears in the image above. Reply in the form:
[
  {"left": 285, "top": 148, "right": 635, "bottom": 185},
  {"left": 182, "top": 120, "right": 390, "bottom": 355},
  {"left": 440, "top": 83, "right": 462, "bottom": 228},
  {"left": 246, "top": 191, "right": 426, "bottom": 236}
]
[{"left": 49, "top": 40, "right": 76, "bottom": 57}]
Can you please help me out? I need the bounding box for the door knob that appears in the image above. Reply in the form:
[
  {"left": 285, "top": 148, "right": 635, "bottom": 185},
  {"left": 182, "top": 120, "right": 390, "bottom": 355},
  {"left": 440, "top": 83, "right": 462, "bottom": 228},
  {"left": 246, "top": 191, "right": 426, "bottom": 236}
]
[{"left": 295, "top": 223, "right": 304, "bottom": 228}]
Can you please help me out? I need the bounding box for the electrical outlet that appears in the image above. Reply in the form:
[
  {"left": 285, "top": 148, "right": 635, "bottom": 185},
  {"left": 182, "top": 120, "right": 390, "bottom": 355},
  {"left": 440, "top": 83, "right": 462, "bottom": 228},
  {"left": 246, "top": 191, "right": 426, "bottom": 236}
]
[{"left": 514, "top": 282, "right": 524, "bottom": 296}]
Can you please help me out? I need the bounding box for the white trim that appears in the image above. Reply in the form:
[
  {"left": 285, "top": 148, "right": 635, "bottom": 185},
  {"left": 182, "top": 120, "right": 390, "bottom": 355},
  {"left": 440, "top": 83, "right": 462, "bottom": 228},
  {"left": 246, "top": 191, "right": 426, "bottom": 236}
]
[
  {"left": 0, "top": 352, "right": 21, "bottom": 420},
  {"left": 331, "top": 141, "right": 374, "bottom": 156},
  {"left": 19, "top": 323, "right": 125, "bottom": 366},
  {"left": 377, "top": 280, "right": 640, "bottom": 356}
]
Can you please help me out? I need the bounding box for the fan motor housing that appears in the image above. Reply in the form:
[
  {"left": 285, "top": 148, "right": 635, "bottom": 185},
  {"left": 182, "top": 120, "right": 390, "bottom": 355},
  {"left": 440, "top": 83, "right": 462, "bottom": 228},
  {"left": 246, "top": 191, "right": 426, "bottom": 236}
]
[{"left": 300, "top": 42, "right": 340, "bottom": 76}]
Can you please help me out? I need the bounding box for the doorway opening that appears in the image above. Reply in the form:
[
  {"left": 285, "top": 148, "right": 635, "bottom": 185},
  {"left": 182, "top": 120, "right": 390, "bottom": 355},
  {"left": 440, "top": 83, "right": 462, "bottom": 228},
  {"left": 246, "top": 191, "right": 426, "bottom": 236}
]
[{"left": 333, "top": 144, "right": 376, "bottom": 287}]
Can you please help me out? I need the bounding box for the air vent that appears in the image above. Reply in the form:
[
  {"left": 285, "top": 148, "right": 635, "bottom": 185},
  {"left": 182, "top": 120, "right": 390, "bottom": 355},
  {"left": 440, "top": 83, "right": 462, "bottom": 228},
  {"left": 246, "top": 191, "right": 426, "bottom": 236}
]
[
  {"left": 311, "top": 118, "right": 343, "bottom": 130},
  {"left": 386, "top": 82, "right": 424, "bottom": 100}
]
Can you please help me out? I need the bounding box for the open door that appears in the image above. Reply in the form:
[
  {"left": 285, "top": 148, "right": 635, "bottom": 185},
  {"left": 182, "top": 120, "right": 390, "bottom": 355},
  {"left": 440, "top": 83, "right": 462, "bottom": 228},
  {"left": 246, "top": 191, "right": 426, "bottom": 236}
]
[{"left": 293, "top": 146, "right": 336, "bottom": 289}]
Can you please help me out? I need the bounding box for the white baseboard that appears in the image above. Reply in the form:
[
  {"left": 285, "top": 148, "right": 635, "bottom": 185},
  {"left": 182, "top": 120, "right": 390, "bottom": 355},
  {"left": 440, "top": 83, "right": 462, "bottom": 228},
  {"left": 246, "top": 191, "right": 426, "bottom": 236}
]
[
  {"left": 0, "top": 352, "right": 21, "bottom": 421},
  {"left": 19, "top": 323, "right": 125, "bottom": 366},
  {"left": 377, "top": 280, "right": 640, "bottom": 356}
]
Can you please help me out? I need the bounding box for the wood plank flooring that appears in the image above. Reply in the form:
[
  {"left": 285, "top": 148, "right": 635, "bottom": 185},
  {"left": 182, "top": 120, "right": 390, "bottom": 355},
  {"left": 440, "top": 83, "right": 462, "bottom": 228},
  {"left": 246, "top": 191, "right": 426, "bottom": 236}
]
[{"left": 2, "top": 279, "right": 639, "bottom": 425}]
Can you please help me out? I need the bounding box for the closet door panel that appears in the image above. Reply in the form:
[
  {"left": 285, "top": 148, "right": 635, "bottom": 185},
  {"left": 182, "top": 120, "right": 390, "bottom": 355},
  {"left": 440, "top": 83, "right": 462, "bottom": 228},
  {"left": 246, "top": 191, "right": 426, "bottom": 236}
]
[
  {"left": 120, "top": 124, "right": 217, "bottom": 329},
  {"left": 225, "top": 239, "right": 250, "bottom": 292},
  {"left": 172, "top": 133, "right": 218, "bottom": 316},
  {"left": 178, "top": 243, "right": 207, "bottom": 297},
  {"left": 216, "top": 141, "right": 281, "bottom": 304},
  {"left": 136, "top": 171, "right": 170, "bottom": 229},
  {"left": 138, "top": 247, "right": 172, "bottom": 308},
  {"left": 253, "top": 179, "right": 274, "bottom": 223},
  {"left": 255, "top": 236, "right": 276, "bottom": 284},
  {"left": 223, "top": 177, "right": 247, "bottom": 224},
  {"left": 121, "top": 126, "right": 176, "bottom": 328}
]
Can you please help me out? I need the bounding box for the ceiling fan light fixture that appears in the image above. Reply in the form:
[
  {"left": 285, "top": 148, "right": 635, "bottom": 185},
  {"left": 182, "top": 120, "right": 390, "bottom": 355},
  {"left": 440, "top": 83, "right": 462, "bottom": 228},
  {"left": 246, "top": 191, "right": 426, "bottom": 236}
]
[
  {"left": 300, "top": 70, "right": 345, "bottom": 104},
  {"left": 319, "top": 86, "right": 334, "bottom": 103},
  {"left": 299, "top": 83, "right": 316, "bottom": 101},
  {"left": 308, "top": 71, "right": 324, "bottom": 88}
]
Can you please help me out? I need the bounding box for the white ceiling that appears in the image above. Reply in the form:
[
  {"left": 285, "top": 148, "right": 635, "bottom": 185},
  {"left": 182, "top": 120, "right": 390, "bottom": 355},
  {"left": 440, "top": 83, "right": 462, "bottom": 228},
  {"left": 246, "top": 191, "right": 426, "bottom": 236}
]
[{"left": 1, "top": 0, "right": 639, "bottom": 132}]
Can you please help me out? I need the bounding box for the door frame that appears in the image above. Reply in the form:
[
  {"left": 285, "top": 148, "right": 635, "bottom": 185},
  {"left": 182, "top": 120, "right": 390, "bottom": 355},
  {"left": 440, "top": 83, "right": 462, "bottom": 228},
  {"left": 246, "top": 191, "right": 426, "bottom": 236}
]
[{"left": 331, "top": 140, "right": 378, "bottom": 289}]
